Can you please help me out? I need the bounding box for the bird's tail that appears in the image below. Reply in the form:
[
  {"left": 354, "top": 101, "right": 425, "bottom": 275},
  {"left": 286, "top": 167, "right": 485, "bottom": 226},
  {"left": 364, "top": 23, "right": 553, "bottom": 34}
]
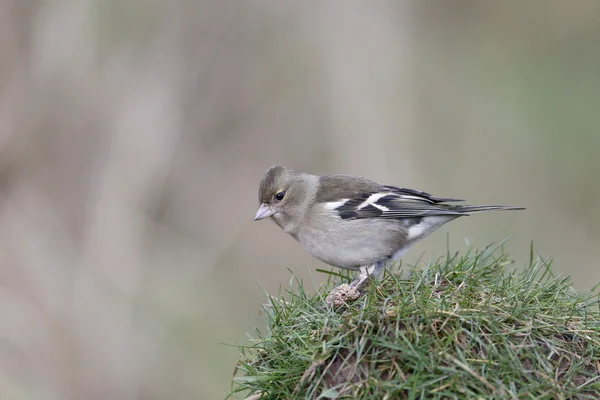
[{"left": 454, "top": 205, "right": 525, "bottom": 214}]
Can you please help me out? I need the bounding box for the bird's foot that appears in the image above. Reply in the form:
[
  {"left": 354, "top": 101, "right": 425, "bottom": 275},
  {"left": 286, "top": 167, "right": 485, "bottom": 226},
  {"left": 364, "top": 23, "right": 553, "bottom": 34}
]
[
  {"left": 325, "top": 265, "right": 375, "bottom": 306},
  {"left": 325, "top": 283, "right": 362, "bottom": 306}
]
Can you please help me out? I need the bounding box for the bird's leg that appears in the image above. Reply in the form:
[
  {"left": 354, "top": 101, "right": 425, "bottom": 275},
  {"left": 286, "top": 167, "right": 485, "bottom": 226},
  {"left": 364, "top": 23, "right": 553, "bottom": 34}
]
[
  {"left": 370, "top": 259, "right": 387, "bottom": 279},
  {"left": 325, "top": 260, "right": 386, "bottom": 306},
  {"left": 349, "top": 260, "right": 386, "bottom": 288},
  {"left": 348, "top": 265, "right": 371, "bottom": 290}
]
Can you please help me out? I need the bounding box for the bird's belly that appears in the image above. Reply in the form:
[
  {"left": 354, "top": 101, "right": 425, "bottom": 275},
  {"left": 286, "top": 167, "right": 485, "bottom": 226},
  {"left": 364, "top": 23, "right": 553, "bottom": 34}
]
[{"left": 297, "top": 219, "right": 407, "bottom": 270}]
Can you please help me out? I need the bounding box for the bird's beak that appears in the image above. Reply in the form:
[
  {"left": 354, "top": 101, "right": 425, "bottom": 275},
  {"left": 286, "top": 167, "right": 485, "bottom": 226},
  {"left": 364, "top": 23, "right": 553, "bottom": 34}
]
[{"left": 254, "top": 203, "right": 275, "bottom": 221}]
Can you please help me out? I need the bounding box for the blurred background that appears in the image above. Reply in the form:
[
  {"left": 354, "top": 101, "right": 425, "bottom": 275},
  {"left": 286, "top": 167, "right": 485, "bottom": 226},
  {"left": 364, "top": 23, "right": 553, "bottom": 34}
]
[{"left": 1, "top": 1, "right": 599, "bottom": 398}]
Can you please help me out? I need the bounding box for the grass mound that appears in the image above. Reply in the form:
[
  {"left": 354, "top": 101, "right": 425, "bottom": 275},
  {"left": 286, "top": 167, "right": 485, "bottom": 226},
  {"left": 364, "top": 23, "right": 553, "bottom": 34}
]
[{"left": 230, "top": 245, "right": 600, "bottom": 399}]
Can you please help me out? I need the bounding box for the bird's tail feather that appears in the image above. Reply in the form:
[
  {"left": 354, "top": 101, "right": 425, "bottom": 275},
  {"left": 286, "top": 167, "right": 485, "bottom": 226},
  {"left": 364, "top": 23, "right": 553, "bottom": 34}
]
[{"left": 455, "top": 205, "right": 525, "bottom": 214}]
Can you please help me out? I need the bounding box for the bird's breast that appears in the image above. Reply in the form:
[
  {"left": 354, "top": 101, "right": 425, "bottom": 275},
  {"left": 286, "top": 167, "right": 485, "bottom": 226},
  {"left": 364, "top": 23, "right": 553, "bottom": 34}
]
[{"left": 296, "top": 215, "right": 409, "bottom": 270}]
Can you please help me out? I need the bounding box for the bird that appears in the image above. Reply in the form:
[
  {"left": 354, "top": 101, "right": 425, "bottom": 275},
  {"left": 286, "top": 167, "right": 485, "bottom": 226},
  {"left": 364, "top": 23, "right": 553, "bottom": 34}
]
[{"left": 254, "top": 165, "right": 524, "bottom": 305}]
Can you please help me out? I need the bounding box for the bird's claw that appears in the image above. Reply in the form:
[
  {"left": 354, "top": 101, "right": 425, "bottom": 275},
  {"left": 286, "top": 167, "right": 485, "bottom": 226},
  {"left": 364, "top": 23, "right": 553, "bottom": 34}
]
[
  {"left": 325, "top": 283, "right": 363, "bottom": 306},
  {"left": 325, "top": 266, "right": 373, "bottom": 306}
]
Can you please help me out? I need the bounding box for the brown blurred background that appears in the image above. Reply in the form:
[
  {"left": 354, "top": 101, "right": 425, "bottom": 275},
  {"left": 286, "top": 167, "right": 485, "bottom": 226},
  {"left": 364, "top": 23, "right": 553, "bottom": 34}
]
[{"left": 1, "top": 1, "right": 599, "bottom": 399}]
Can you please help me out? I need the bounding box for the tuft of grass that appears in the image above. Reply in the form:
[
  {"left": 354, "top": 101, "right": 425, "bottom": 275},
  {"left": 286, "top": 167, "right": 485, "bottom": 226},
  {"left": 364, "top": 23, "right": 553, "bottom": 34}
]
[{"left": 229, "top": 244, "right": 600, "bottom": 399}]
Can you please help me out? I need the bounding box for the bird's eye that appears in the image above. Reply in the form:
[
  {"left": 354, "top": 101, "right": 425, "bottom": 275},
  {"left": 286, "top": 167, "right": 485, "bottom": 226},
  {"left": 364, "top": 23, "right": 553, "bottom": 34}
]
[{"left": 275, "top": 191, "right": 285, "bottom": 201}]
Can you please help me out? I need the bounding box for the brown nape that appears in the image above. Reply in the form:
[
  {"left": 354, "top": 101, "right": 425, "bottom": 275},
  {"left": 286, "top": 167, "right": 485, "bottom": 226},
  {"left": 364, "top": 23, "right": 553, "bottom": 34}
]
[{"left": 313, "top": 174, "right": 382, "bottom": 203}]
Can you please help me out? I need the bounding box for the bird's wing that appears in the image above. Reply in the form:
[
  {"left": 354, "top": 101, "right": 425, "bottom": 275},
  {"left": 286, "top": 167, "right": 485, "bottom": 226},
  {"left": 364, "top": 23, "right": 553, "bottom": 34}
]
[
  {"left": 325, "top": 187, "right": 465, "bottom": 220},
  {"left": 315, "top": 175, "right": 466, "bottom": 220},
  {"left": 383, "top": 185, "right": 463, "bottom": 204}
]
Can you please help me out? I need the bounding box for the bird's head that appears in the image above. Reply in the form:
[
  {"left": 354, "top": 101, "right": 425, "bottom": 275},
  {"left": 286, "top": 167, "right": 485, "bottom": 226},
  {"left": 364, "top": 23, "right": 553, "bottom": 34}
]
[{"left": 255, "top": 165, "right": 314, "bottom": 232}]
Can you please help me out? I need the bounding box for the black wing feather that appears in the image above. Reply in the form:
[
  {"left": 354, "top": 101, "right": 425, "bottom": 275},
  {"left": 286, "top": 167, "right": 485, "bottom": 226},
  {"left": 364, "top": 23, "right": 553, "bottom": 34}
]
[
  {"left": 383, "top": 185, "right": 464, "bottom": 203},
  {"left": 334, "top": 188, "right": 465, "bottom": 220}
]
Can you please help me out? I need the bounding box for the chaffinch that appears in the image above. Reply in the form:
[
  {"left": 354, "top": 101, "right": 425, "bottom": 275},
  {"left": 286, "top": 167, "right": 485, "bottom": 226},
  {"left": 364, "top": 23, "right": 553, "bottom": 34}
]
[{"left": 254, "top": 165, "right": 524, "bottom": 305}]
